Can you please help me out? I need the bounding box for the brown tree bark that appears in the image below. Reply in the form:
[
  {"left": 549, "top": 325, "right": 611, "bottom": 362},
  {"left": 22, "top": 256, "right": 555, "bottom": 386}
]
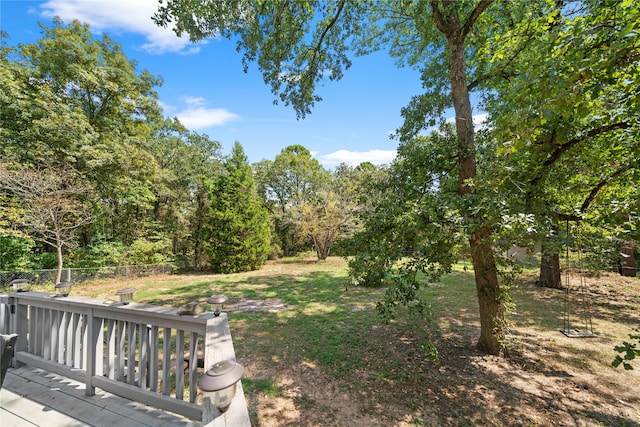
[
  {"left": 538, "top": 248, "right": 563, "bottom": 289},
  {"left": 55, "top": 242, "right": 64, "bottom": 285},
  {"left": 620, "top": 240, "right": 636, "bottom": 277},
  {"left": 432, "top": 0, "right": 504, "bottom": 354},
  {"left": 470, "top": 227, "right": 504, "bottom": 354}
]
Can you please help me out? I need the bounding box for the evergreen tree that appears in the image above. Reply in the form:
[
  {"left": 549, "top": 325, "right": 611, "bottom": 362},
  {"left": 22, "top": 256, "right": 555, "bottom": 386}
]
[{"left": 207, "top": 142, "right": 271, "bottom": 273}]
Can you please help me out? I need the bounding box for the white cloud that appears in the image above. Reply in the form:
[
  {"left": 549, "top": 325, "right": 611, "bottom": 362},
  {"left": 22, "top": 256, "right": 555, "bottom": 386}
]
[
  {"left": 182, "top": 96, "right": 207, "bottom": 107},
  {"left": 168, "top": 97, "right": 239, "bottom": 129},
  {"left": 177, "top": 108, "right": 240, "bottom": 130},
  {"left": 446, "top": 112, "right": 489, "bottom": 129},
  {"left": 317, "top": 149, "right": 396, "bottom": 168},
  {"left": 472, "top": 113, "right": 488, "bottom": 128},
  {"left": 39, "top": 0, "right": 201, "bottom": 54}
]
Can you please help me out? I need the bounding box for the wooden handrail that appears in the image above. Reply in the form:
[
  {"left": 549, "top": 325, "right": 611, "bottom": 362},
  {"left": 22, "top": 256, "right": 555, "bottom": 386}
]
[{"left": 2, "top": 292, "right": 250, "bottom": 426}]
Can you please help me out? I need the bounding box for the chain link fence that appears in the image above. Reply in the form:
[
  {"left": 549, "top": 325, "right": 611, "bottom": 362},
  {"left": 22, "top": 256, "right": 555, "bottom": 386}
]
[{"left": 0, "top": 264, "right": 175, "bottom": 287}]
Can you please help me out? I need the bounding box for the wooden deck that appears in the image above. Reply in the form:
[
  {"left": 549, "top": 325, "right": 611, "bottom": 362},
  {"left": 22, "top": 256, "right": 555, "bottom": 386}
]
[{"left": 1, "top": 366, "right": 199, "bottom": 426}]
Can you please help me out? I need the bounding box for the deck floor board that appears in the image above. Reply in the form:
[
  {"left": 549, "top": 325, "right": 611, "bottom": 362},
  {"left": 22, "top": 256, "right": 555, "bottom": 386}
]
[{"left": 0, "top": 366, "right": 199, "bottom": 427}]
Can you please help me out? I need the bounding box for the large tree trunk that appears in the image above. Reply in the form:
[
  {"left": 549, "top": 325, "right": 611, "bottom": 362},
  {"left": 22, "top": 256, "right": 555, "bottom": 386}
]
[
  {"left": 448, "top": 32, "right": 504, "bottom": 355},
  {"left": 620, "top": 240, "right": 636, "bottom": 277},
  {"left": 470, "top": 227, "right": 504, "bottom": 354},
  {"left": 55, "top": 243, "right": 64, "bottom": 285},
  {"left": 539, "top": 246, "right": 562, "bottom": 289},
  {"left": 314, "top": 241, "right": 329, "bottom": 261}
]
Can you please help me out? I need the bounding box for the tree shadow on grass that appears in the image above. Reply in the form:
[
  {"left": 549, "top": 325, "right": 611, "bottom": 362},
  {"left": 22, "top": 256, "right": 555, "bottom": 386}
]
[
  {"left": 235, "top": 306, "right": 640, "bottom": 426},
  {"left": 142, "top": 270, "right": 360, "bottom": 313},
  {"left": 135, "top": 266, "right": 639, "bottom": 426}
]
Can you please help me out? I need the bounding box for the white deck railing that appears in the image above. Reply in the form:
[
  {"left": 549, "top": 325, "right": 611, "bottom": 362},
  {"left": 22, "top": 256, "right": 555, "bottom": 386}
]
[{"left": 0, "top": 292, "right": 250, "bottom": 426}]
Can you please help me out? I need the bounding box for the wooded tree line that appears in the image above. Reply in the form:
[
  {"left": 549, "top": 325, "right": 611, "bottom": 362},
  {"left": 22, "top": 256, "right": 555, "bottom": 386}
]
[
  {"left": 1, "top": 20, "right": 230, "bottom": 282},
  {"left": 1, "top": 1, "right": 638, "bottom": 356},
  {"left": 0, "top": 19, "right": 373, "bottom": 282}
]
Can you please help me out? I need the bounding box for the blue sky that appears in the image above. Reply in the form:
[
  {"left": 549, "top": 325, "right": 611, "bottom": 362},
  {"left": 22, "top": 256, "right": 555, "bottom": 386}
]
[
  {"left": 1, "top": 0, "right": 422, "bottom": 167},
  {"left": 1, "top": 1, "right": 480, "bottom": 168}
]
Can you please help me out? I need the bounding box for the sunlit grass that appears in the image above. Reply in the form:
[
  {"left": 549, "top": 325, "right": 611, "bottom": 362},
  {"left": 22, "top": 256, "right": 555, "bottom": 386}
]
[{"left": 60, "top": 253, "right": 639, "bottom": 425}]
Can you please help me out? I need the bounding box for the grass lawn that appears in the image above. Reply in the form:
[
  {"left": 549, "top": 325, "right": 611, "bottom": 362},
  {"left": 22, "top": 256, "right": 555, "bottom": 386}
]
[{"left": 71, "top": 254, "right": 640, "bottom": 426}]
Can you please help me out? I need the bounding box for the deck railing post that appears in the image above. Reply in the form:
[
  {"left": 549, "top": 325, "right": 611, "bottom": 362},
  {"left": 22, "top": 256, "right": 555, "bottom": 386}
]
[
  {"left": 202, "top": 314, "right": 222, "bottom": 424},
  {"left": 202, "top": 313, "right": 250, "bottom": 426},
  {"left": 85, "top": 307, "right": 103, "bottom": 396},
  {"left": 4, "top": 292, "right": 249, "bottom": 424},
  {"left": 14, "top": 297, "right": 27, "bottom": 368},
  {"left": 0, "top": 294, "right": 11, "bottom": 335}
]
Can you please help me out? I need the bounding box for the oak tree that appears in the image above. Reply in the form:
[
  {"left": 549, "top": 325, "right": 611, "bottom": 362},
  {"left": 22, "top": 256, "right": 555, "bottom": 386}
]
[
  {"left": 484, "top": 0, "right": 640, "bottom": 286},
  {"left": 154, "top": 0, "right": 516, "bottom": 354},
  {"left": 254, "top": 145, "right": 331, "bottom": 257}
]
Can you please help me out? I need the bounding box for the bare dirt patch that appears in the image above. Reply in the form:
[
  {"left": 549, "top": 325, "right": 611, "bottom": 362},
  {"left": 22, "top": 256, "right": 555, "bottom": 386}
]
[{"left": 229, "top": 297, "right": 288, "bottom": 313}]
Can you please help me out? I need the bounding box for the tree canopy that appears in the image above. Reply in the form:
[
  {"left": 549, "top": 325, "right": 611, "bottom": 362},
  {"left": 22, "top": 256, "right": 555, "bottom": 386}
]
[
  {"left": 1, "top": 4, "right": 636, "bottom": 363},
  {"left": 154, "top": 0, "right": 639, "bottom": 355},
  {"left": 481, "top": 0, "right": 640, "bottom": 286},
  {"left": 0, "top": 19, "right": 225, "bottom": 273}
]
